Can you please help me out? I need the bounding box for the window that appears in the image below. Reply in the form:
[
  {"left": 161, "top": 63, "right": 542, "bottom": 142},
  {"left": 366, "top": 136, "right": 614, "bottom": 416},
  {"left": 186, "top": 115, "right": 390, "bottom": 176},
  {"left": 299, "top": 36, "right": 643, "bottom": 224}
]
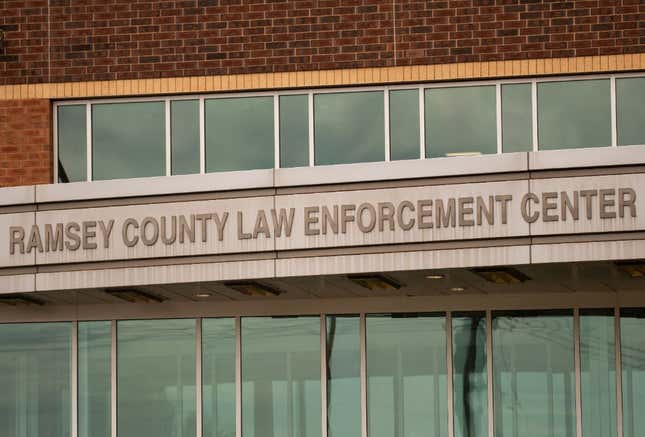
[
  {"left": 538, "top": 79, "right": 611, "bottom": 150},
  {"left": 502, "top": 83, "right": 532, "bottom": 153},
  {"left": 171, "top": 100, "right": 200, "bottom": 175},
  {"left": 314, "top": 91, "right": 385, "bottom": 165},
  {"left": 620, "top": 308, "right": 645, "bottom": 437},
  {"left": 389, "top": 89, "right": 420, "bottom": 160},
  {"left": 57, "top": 105, "right": 87, "bottom": 183},
  {"left": 616, "top": 77, "right": 645, "bottom": 146},
  {"left": 78, "top": 321, "right": 111, "bottom": 437},
  {"left": 280, "top": 95, "right": 309, "bottom": 168}
]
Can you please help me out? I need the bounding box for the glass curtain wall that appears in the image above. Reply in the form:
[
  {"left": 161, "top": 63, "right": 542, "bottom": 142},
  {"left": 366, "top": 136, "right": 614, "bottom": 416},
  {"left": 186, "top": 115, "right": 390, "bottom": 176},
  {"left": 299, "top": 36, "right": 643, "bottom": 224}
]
[
  {"left": 78, "top": 321, "right": 111, "bottom": 437},
  {"left": 620, "top": 308, "right": 645, "bottom": 437}
]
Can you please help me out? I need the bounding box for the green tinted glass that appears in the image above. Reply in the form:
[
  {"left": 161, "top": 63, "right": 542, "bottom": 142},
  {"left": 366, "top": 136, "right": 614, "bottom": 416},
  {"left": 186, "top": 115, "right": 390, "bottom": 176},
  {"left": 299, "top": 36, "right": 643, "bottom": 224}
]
[
  {"left": 580, "top": 310, "right": 617, "bottom": 437},
  {"left": 502, "top": 83, "right": 532, "bottom": 153},
  {"left": 242, "top": 317, "right": 321, "bottom": 437},
  {"left": 280, "top": 94, "right": 309, "bottom": 168},
  {"left": 326, "top": 315, "right": 361, "bottom": 437},
  {"left": 537, "top": 79, "right": 611, "bottom": 150},
  {"left": 202, "top": 318, "right": 236, "bottom": 437},
  {"left": 117, "top": 319, "right": 196, "bottom": 437},
  {"left": 389, "top": 89, "right": 420, "bottom": 160},
  {"left": 205, "top": 97, "right": 274, "bottom": 172},
  {"left": 367, "top": 314, "right": 448, "bottom": 437},
  {"left": 0, "top": 323, "right": 71, "bottom": 437},
  {"left": 92, "top": 102, "right": 165, "bottom": 180},
  {"left": 79, "top": 321, "right": 111, "bottom": 437},
  {"left": 171, "top": 100, "right": 200, "bottom": 175},
  {"left": 493, "top": 311, "right": 575, "bottom": 437},
  {"left": 452, "top": 313, "right": 488, "bottom": 437},
  {"left": 425, "top": 86, "right": 497, "bottom": 158},
  {"left": 617, "top": 77, "right": 645, "bottom": 146},
  {"left": 57, "top": 105, "right": 87, "bottom": 182},
  {"left": 620, "top": 308, "right": 645, "bottom": 437},
  {"left": 314, "top": 91, "right": 385, "bottom": 165}
]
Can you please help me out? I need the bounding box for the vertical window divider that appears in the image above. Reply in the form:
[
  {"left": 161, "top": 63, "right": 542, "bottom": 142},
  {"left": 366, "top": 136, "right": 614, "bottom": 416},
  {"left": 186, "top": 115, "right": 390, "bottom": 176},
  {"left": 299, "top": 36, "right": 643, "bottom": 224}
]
[
  {"left": 53, "top": 103, "right": 59, "bottom": 183},
  {"left": 165, "top": 99, "right": 171, "bottom": 176},
  {"left": 196, "top": 318, "right": 203, "bottom": 437},
  {"left": 274, "top": 94, "right": 280, "bottom": 169},
  {"left": 574, "top": 308, "right": 583, "bottom": 437},
  {"left": 496, "top": 84, "right": 502, "bottom": 154},
  {"left": 199, "top": 98, "right": 205, "bottom": 174},
  {"left": 446, "top": 312, "right": 454, "bottom": 437},
  {"left": 235, "top": 316, "right": 242, "bottom": 437},
  {"left": 384, "top": 88, "right": 391, "bottom": 162},
  {"left": 320, "top": 315, "right": 328, "bottom": 437},
  {"left": 615, "top": 307, "right": 624, "bottom": 437},
  {"left": 419, "top": 87, "right": 426, "bottom": 159},
  {"left": 610, "top": 76, "right": 617, "bottom": 147},
  {"left": 72, "top": 321, "right": 78, "bottom": 437},
  {"left": 486, "top": 309, "right": 494, "bottom": 437},
  {"left": 360, "top": 313, "right": 368, "bottom": 437},
  {"left": 111, "top": 320, "right": 117, "bottom": 437},
  {"left": 531, "top": 80, "right": 538, "bottom": 152},
  {"left": 86, "top": 103, "right": 92, "bottom": 181},
  {"left": 308, "top": 93, "right": 314, "bottom": 167}
]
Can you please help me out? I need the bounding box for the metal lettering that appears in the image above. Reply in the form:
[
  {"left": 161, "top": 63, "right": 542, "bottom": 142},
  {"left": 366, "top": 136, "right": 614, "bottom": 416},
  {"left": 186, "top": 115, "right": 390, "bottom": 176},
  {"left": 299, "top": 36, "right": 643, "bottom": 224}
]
[
  {"left": 356, "top": 203, "right": 376, "bottom": 233},
  {"left": 122, "top": 219, "right": 138, "bottom": 248},
  {"left": 599, "top": 189, "right": 616, "bottom": 219},
  {"left": 619, "top": 188, "right": 636, "bottom": 218},
  {"left": 561, "top": 191, "right": 579, "bottom": 221},
  {"left": 417, "top": 200, "right": 433, "bottom": 229},
  {"left": 140, "top": 217, "right": 159, "bottom": 246},
  {"left": 435, "top": 198, "right": 455, "bottom": 228},
  {"left": 378, "top": 202, "right": 395, "bottom": 232},
  {"left": 541, "top": 192, "right": 558, "bottom": 222},
  {"left": 64, "top": 222, "right": 81, "bottom": 251},
  {"left": 458, "top": 197, "right": 474, "bottom": 227},
  {"left": 82, "top": 221, "right": 98, "bottom": 250},
  {"left": 44, "top": 223, "right": 64, "bottom": 252},
  {"left": 304, "top": 207, "right": 320, "bottom": 236},
  {"left": 521, "top": 193, "right": 539, "bottom": 223},
  {"left": 9, "top": 226, "right": 25, "bottom": 255},
  {"left": 341, "top": 204, "right": 356, "bottom": 234},
  {"left": 397, "top": 201, "right": 415, "bottom": 231}
]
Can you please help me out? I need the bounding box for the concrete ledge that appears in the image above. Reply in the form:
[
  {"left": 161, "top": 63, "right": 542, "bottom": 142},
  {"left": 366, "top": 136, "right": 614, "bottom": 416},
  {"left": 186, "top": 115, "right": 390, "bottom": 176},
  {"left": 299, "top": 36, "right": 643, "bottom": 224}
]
[
  {"left": 0, "top": 186, "right": 35, "bottom": 207},
  {"left": 529, "top": 145, "right": 645, "bottom": 171}
]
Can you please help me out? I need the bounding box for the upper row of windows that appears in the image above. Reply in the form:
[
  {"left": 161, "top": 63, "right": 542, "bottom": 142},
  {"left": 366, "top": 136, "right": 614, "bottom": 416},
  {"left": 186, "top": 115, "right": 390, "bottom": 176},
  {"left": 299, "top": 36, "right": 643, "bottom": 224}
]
[{"left": 55, "top": 75, "right": 645, "bottom": 183}]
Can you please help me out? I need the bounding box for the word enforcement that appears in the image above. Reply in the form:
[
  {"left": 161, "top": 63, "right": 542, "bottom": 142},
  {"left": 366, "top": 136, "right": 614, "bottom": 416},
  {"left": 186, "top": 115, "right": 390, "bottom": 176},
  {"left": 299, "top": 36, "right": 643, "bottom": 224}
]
[{"left": 8, "top": 187, "right": 637, "bottom": 255}]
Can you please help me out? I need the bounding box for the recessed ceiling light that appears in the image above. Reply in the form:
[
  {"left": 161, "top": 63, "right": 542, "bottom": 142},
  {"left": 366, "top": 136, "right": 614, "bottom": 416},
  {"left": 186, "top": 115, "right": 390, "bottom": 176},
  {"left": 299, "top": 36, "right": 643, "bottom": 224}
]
[
  {"left": 449, "top": 287, "right": 466, "bottom": 292},
  {"left": 193, "top": 292, "right": 212, "bottom": 298},
  {"left": 425, "top": 274, "right": 445, "bottom": 280}
]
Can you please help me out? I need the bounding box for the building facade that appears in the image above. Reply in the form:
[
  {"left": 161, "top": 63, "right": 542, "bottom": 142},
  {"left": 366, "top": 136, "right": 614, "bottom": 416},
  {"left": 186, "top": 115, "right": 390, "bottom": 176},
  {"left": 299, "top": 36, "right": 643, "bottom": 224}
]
[{"left": 0, "top": 1, "right": 644, "bottom": 437}]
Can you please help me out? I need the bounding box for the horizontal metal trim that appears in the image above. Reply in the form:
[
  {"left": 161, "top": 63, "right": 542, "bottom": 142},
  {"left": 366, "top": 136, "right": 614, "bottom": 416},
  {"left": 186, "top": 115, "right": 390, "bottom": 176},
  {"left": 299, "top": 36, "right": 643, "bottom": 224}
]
[
  {"left": 530, "top": 164, "right": 645, "bottom": 180},
  {"left": 531, "top": 230, "right": 645, "bottom": 245},
  {"left": 0, "top": 205, "right": 36, "bottom": 215},
  {"left": 0, "top": 266, "right": 36, "bottom": 277}
]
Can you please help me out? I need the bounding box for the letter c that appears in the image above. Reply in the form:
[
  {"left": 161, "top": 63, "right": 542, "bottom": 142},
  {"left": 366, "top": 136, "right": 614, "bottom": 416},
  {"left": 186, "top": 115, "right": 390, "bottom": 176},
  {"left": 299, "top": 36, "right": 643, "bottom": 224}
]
[
  {"left": 521, "top": 193, "right": 540, "bottom": 223},
  {"left": 122, "top": 219, "right": 139, "bottom": 247}
]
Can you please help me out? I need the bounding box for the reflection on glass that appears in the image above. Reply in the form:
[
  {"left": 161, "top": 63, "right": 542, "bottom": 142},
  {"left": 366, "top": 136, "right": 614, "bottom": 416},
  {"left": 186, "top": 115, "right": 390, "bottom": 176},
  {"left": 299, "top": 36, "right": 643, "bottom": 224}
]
[
  {"left": 616, "top": 77, "right": 645, "bottom": 146},
  {"left": 452, "top": 313, "right": 488, "bottom": 437},
  {"left": 79, "top": 321, "right": 111, "bottom": 437},
  {"left": 620, "top": 308, "right": 645, "bottom": 437},
  {"left": 205, "top": 97, "right": 274, "bottom": 172},
  {"left": 92, "top": 101, "right": 166, "bottom": 180},
  {"left": 537, "top": 79, "right": 611, "bottom": 150},
  {"left": 118, "top": 319, "right": 196, "bottom": 437},
  {"left": 367, "top": 313, "right": 448, "bottom": 437},
  {"left": 579, "top": 309, "right": 616, "bottom": 437},
  {"left": 502, "top": 84, "right": 532, "bottom": 153},
  {"left": 389, "top": 89, "right": 420, "bottom": 161},
  {"left": 314, "top": 91, "right": 385, "bottom": 165},
  {"left": 425, "top": 86, "right": 497, "bottom": 158},
  {"left": 171, "top": 100, "right": 200, "bottom": 175},
  {"left": 492, "top": 311, "right": 575, "bottom": 437},
  {"left": 326, "top": 315, "right": 361, "bottom": 437},
  {"left": 280, "top": 95, "right": 309, "bottom": 168},
  {"left": 203, "top": 318, "right": 236, "bottom": 437},
  {"left": 242, "top": 317, "right": 321, "bottom": 437},
  {"left": 0, "top": 323, "right": 71, "bottom": 437},
  {"left": 58, "top": 105, "right": 87, "bottom": 182}
]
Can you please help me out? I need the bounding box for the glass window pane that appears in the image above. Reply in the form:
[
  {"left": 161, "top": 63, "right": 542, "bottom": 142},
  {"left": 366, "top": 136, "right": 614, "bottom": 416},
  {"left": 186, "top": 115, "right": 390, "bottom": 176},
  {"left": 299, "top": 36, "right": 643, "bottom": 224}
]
[
  {"left": 203, "top": 318, "right": 236, "bottom": 437},
  {"left": 92, "top": 101, "right": 166, "bottom": 180},
  {"left": 492, "top": 311, "right": 576, "bottom": 437},
  {"left": 502, "top": 84, "right": 532, "bottom": 153},
  {"left": 326, "top": 315, "right": 361, "bottom": 437},
  {"left": 425, "top": 86, "right": 497, "bottom": 158},
  {"left": 118, "top": 319, "right": 196, "bottom": 437},
  {"left": 367, "top": 313, "right": 448, "bottom": 437},
  {"left": 0, "top": 323, "right": 71, "bottom": 437},
  {"left": 79, "top": 321, "right": 111, "bottom": 437},
  {"left": 537, "top": 79, "right": 611, "bottom": 150},
  {"left": 452, "top": 312, "right": 488, "bottom": 437},
  {"left": 205, "top": 97, "right": 274, "bottom": 172},
  {"left": 171, "top": 100, "right": 200, "bottom": 175},
  {"left": 389, "top": 89, "right": 420, "bottom": 161},
  {"left": 57, "top": 105, "right": 87, "bottom": 182},
  {"left": 617, "top": 77, "right": 645, "bottom": 146},
  {"left": 242, "top": 317, "right": 321, "bottom": 437},
  {"left": 579, "top": 309, "right": 616, "bottom": 437},
  {"left": 620, "top": 308, "right": 645, "bottom": 437},
  {"left": 314, "top": 91, "right": 385, "bottom": 165},
  {"left": 280, "top": 95, "right": 309, "bottom": 168}
]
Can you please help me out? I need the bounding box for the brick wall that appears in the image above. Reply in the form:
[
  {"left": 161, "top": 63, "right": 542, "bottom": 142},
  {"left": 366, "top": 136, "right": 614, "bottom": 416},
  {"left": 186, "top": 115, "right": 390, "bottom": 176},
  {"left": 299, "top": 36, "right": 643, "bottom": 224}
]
[
  {"left": 1, "top": 0, "right": 643, "bottom": 85},
  {"left": 0, "top": 99, "right": 51, "bottom": 187}
]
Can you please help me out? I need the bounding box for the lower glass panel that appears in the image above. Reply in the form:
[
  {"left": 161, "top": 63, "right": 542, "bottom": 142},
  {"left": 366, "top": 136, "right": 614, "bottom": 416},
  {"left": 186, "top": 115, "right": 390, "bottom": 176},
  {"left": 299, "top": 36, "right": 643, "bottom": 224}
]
[
  {"left": 616, "top": 77, "right": 645, "bottom": 146},
  {"left": 389, "top": 89, "right": 420, "bottom": 161},
  {"left": 57, "top": 105, "right": 87, "bottom": 182},
  {"left": 117, "top": 319, "right": 196, "bottom": 437},
  {"left": 492, "top": 311, "right": 576, "bottom": 437},
  {"left": 242, "top": 317, "right": 321, "bottom": 437},
  {"left": 367, "top": 313, "right": 448, "bottom": 437},
  {"left": 280, "top": 95, "right": 309, "bottom": 168},
  {"left": 171, "top": 100, "right": 200, "bottom": 175},
  {"left": 501, "top": 83, "right": 532, "bottom": 153},
  {"left": 0, "top": 322, "right": 71, "bottom": 437},
  {"left": 79, "top": 321, "right": 111, "bottom": 437},
  {"left": 620, "top": 308, "right": 645, "bottom": 437}
]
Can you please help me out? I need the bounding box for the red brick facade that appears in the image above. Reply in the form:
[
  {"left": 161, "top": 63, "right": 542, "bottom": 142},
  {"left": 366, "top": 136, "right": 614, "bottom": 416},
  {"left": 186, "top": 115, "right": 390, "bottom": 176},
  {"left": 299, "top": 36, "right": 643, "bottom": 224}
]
[
  {"left": 0, "top": 0, "right": 643, "bottom": 85},
  {"left": 0, "top": 99, "right": 51, "bottom": 187}
]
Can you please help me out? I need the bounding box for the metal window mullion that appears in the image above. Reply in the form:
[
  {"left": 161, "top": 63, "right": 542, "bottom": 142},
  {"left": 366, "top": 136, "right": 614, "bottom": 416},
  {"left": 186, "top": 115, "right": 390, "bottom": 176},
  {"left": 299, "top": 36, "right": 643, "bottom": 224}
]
[
  {"left": 487, "top": 310, "right": 494, "bottom": 437},
  {"left": 165, "top": 100, "right": 171, "bottom": 176},
  {"left": 72, "top": 321, "right": 78, "bottom": 437},
  {"left": 86, "top": 103, "right": 92, "bottom": 181},
  {"left": 611, "top": 76, "right": 617, "bottom": 147},
  {"left": 321, "top": 315, "right": 328, "bottom": 437},
  {"left": 308, "top": 93, "right": 314, "bottom": 167},
  {"left": 360, "top": 313, "right": 368, "bottom": 437},
  {"left": 496, "top": 84, "right": 502, "bottom": 154},
  {"left": 574, "top": 308, "right": 583, "bottom": 437},
  {"left": 384, "top": 88, "right": 391, "bottom": 162},
  {"left": 615, "top": 307, "right": 624, "bottom": 437},
  {"left": 53, "top": 104, "right": 59, "bottom": 183},
  {"left": 199, "top": 98, "right": 205, "bottom": 174},
  {"left": 531, "top": 80, "right": 538, "bottom": 152},
  {"left": 196, "top": 318, "right": 203, "bottom": 437},
  {"left": 274, "top": 94, "right": 280, "bottom": 169},
  {"left": 419, "top": 87, "right": 426, "bottom": 159},
  {"left": 111, "top": 320, "right": 117, "bottom": 437},
  {"left": 235, "top": 316, "right": 242, "bottom": 437},
  {"left": 446, "top": 312, "right": 454, "bottom": 437}
]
